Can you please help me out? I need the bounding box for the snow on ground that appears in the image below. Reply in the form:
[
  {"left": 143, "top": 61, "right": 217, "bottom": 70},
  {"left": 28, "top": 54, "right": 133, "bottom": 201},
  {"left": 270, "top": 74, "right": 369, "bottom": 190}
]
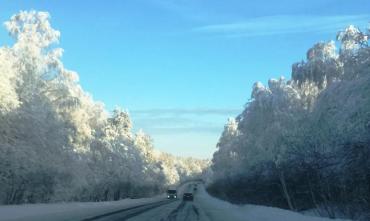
[
  {"left": 0, "top": 183, "right": 352, "bottom": 221},
  {"left": 127, "top": 182, "right": 201, "bottom": 221},
  {"left": 0, "top": 195, "right": 165, "bottom": 221},
  {"left": 127, "top": 200, "right": 181, "bottom": 221},
  {"left": 195, "top": 184, "right": 351, "bottom": 221},
  {"left": 123, "top": 183, "right": 353, "bottom": 221},
  {"left": 0, "top": 182, "right": 193, "bottom": 221}
]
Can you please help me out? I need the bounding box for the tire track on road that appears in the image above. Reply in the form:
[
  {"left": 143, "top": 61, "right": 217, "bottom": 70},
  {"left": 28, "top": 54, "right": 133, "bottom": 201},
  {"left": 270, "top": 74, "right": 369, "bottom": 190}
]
[
  {"left": 81, "top": 200, "right": 177, "bottom": 221},
  {"left": 160, "top": 201, "right": 202, "bottom": 221},
  {"left": 161, "top": 201, "right": 186, "bottom": 221}
]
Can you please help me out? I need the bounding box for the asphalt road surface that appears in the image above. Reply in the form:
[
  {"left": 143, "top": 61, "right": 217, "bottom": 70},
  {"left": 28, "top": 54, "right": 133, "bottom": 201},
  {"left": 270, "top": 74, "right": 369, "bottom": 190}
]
[{"left": 81, "top": 183, "right": 208, "bottom": 221}]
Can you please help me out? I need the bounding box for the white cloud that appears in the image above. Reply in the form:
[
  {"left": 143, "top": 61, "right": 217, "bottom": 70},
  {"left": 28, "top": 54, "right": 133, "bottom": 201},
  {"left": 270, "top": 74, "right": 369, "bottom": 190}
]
[
  {"left": 131, "top": 108, "right": 241, "bottom": 116},
  {"left": 193, "top": 14, "right": 370, "bottom": 37},
  {"left": 130, "top": 108, "right": 242, "bottom": 134}
]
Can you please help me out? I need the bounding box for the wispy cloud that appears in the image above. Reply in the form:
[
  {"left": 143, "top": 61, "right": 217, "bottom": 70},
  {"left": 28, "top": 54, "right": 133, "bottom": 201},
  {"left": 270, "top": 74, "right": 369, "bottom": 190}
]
[
  {"left": 130, "top": 108, "right": 241, "bottom": 134},
  {"left": 132, "top": 116, "right": 224, "bottom": 134},
  {"left": 131, "top": 108, "right": 241, "bottom": 116},
  {"left": 193, "top": 14, "right": 370, "bottom": 38},
  {"left": 140, "top": 125, "right": 222, "bottom": 135},
  {"left": 148, "top": 0, "right": 213, "bottom": 22}
]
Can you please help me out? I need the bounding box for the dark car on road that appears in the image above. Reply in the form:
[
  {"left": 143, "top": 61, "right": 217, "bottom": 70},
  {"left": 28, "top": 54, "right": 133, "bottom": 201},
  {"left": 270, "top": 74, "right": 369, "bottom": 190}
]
[
  {"left": 167, "top": 189, "right": 177, "bottom": 199},
  {"left": 182, "top": 193, "right": 194, "bottom": 201}
]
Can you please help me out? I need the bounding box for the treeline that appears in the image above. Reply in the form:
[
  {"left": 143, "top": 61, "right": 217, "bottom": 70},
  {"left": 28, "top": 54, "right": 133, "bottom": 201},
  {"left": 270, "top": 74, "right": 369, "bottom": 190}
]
[
  {"left": 0, "top": 11, "right": 208, "bottom": 204},
  {"left": 208, "top": 25, "right": 370, "bottom": 219}
]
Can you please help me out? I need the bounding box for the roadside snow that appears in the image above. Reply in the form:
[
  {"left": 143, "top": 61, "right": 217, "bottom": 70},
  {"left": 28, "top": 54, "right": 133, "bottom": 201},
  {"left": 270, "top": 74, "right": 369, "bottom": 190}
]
[
  {"left": 195, "top": 185, "right": 351, "bottom": 221},
  {"left": 0, "top": 184, "right": 353, "bottom": 221},
  {"left": 0, "top": 195, "right": 165, "bottom": 221}
]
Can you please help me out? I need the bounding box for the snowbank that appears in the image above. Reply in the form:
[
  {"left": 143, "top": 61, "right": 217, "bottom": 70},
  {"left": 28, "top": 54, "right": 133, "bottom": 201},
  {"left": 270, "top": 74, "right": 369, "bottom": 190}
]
[
  {"left": 195, "top": 185, "right": 351, "bottom": 221},
  {"left": 0, "top": 195, "right": 165, "bottom": 221}
]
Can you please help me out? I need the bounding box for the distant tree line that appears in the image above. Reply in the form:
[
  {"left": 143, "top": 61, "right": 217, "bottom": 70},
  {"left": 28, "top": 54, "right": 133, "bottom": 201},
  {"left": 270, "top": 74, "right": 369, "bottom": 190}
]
[{"left": 208, "top": 25, "right": 370, "bottom": 220}]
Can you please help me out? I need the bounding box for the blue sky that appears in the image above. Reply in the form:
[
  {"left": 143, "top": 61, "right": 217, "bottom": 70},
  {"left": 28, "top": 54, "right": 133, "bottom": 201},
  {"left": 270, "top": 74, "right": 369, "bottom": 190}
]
[{"left": 0, "top": 0, "right": 369, "bottom": 158}]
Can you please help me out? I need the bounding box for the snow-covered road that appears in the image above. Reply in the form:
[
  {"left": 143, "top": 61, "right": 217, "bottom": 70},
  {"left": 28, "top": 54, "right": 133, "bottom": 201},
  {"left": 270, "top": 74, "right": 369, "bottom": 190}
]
[
  {"left": 0, "top": 183, "right": 350, "bottom": 221},
  {"left": 128, "top": 183, "right": 350, "bottom": 221}
]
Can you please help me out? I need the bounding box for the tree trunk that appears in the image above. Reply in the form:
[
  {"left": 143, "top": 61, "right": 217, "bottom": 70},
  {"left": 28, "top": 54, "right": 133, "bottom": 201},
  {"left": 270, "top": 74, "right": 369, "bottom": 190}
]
[{"left": 279, "top": 171, "right": 295, "bottom": 211}]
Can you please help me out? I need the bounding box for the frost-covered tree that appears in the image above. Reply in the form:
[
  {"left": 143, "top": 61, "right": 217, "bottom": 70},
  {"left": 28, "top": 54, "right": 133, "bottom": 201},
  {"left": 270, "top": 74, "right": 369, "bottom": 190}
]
[
  {"left": 292, "top": 41, "right": 343, "bottom": 110},
  {"left": 0, "top": 49, "right": 18, "bottom": 112},
  {"left": 0, "top": 10, "right": 208, "bottom": 204},
  {"left": 337, "top": 25, "right": 368, "bottom": 53},
  {"left": 209, "top": 24, "right": 370, "bottom": 218},
  {"left": 212, "top": 118, "right": 240, "bottom": 181}
]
